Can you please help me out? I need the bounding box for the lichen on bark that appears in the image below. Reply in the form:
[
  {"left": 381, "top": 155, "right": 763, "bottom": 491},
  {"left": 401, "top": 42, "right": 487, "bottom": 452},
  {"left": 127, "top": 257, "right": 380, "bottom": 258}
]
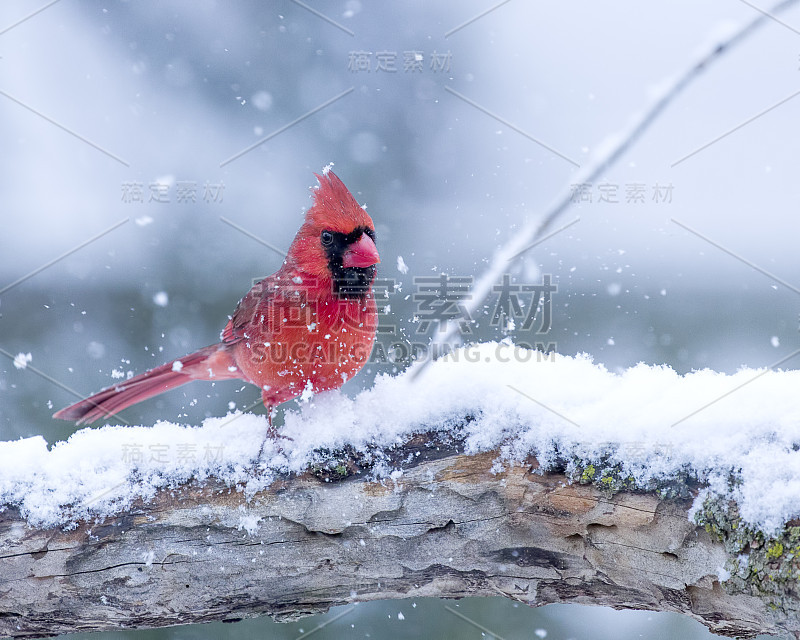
[{"left": 694, "top": 497, "right": 800, "bottom": 614}]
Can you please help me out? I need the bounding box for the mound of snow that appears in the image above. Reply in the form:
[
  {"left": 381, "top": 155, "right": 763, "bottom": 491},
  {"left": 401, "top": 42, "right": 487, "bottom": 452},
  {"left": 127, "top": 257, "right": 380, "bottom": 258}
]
[{"left": 2, "top": 342, "right": 799, "bottom": 533}]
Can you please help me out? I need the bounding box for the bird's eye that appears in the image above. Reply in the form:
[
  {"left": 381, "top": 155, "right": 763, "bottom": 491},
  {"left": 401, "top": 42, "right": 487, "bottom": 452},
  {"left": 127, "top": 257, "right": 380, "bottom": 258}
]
[{"left": 321, "top": 231, "right": 334, "bottom": 246}]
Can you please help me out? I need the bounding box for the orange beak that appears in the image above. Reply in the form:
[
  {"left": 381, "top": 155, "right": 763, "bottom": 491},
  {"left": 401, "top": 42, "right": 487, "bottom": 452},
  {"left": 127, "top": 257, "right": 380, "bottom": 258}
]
[{"left": 342, "top": 233, "right": 380, "bottom": 269}]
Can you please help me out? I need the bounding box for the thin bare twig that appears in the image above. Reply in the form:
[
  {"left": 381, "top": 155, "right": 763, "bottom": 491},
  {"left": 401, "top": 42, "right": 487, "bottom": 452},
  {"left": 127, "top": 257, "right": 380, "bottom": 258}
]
[{"left": 423, "top": 0, "right": 800, "bottom": 359}]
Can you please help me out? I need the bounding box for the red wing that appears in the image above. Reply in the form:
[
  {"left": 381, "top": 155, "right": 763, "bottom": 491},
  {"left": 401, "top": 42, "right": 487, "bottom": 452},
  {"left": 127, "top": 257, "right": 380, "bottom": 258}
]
[{"left": 221, "top": 275, "right": 279, "bottom": 344}]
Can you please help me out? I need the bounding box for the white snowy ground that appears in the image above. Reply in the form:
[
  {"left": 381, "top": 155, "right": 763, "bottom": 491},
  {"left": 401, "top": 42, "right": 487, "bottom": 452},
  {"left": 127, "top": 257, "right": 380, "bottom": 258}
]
[{"left": 2, "top": 341, "right": 800, "bottom": 534}]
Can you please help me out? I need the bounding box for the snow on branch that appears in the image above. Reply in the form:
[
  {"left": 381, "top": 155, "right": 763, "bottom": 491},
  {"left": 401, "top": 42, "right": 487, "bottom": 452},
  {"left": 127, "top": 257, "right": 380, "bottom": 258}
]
[
  {"left": 4, "top": 343, "right": 800, "bottom": 533},
  {"left": 2, "top": 344, "right": 800, "bottom": 637}
]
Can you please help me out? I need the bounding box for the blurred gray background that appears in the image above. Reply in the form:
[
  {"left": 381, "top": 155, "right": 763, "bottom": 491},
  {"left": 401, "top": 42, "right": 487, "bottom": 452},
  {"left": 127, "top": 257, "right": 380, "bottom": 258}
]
[{"left": 2, "top": 0, "right": 798, "bottom": 638}]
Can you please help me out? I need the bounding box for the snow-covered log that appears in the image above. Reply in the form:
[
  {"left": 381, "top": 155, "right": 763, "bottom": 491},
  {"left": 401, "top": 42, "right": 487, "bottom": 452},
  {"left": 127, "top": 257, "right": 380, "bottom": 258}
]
[
  {"left": 4, "top": 345, "right": 800, "bottom": 637},
  {"left": 0, "top": 436, "right": 798, "bottom": 639}
]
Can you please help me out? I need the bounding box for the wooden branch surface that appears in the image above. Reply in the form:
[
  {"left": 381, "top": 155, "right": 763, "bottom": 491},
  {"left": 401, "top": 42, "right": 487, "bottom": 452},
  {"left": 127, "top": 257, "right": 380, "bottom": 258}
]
[{"left": 0, "top": 440, "right": 795, "bottom": 639}]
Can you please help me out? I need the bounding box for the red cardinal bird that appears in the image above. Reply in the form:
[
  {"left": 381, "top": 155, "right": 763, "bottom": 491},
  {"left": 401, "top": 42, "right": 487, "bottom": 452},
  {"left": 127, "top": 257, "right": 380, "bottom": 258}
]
[{"left": 54, "top": 170, "right": 380, "bottom": 437}]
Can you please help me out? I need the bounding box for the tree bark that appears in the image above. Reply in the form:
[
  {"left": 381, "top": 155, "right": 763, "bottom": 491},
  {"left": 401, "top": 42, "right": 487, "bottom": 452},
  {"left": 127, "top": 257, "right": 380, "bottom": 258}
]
[{"left": 0, "top": 439, "right": 795, "bottom": 639}]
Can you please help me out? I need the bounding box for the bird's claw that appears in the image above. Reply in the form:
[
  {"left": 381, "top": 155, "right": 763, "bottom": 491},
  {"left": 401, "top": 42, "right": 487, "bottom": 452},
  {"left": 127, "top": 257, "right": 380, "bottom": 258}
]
[
  {"left": 266, "top": 426, "right": 294, "bottom": 442},
  {"left": 256, "top": 426, "right": 294, "bottom": 462}
]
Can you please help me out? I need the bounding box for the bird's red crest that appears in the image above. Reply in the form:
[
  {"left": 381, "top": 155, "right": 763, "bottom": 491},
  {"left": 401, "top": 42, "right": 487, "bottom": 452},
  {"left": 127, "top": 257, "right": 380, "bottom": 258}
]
[{"left": 307, "top": 170, "right": 374, "bottom": 234}]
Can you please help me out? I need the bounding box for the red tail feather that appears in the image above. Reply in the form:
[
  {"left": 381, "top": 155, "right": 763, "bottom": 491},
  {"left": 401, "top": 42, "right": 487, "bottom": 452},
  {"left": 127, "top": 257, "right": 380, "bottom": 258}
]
[{"left": 53, "top": 344, "right": 239, "bottom": 425}]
